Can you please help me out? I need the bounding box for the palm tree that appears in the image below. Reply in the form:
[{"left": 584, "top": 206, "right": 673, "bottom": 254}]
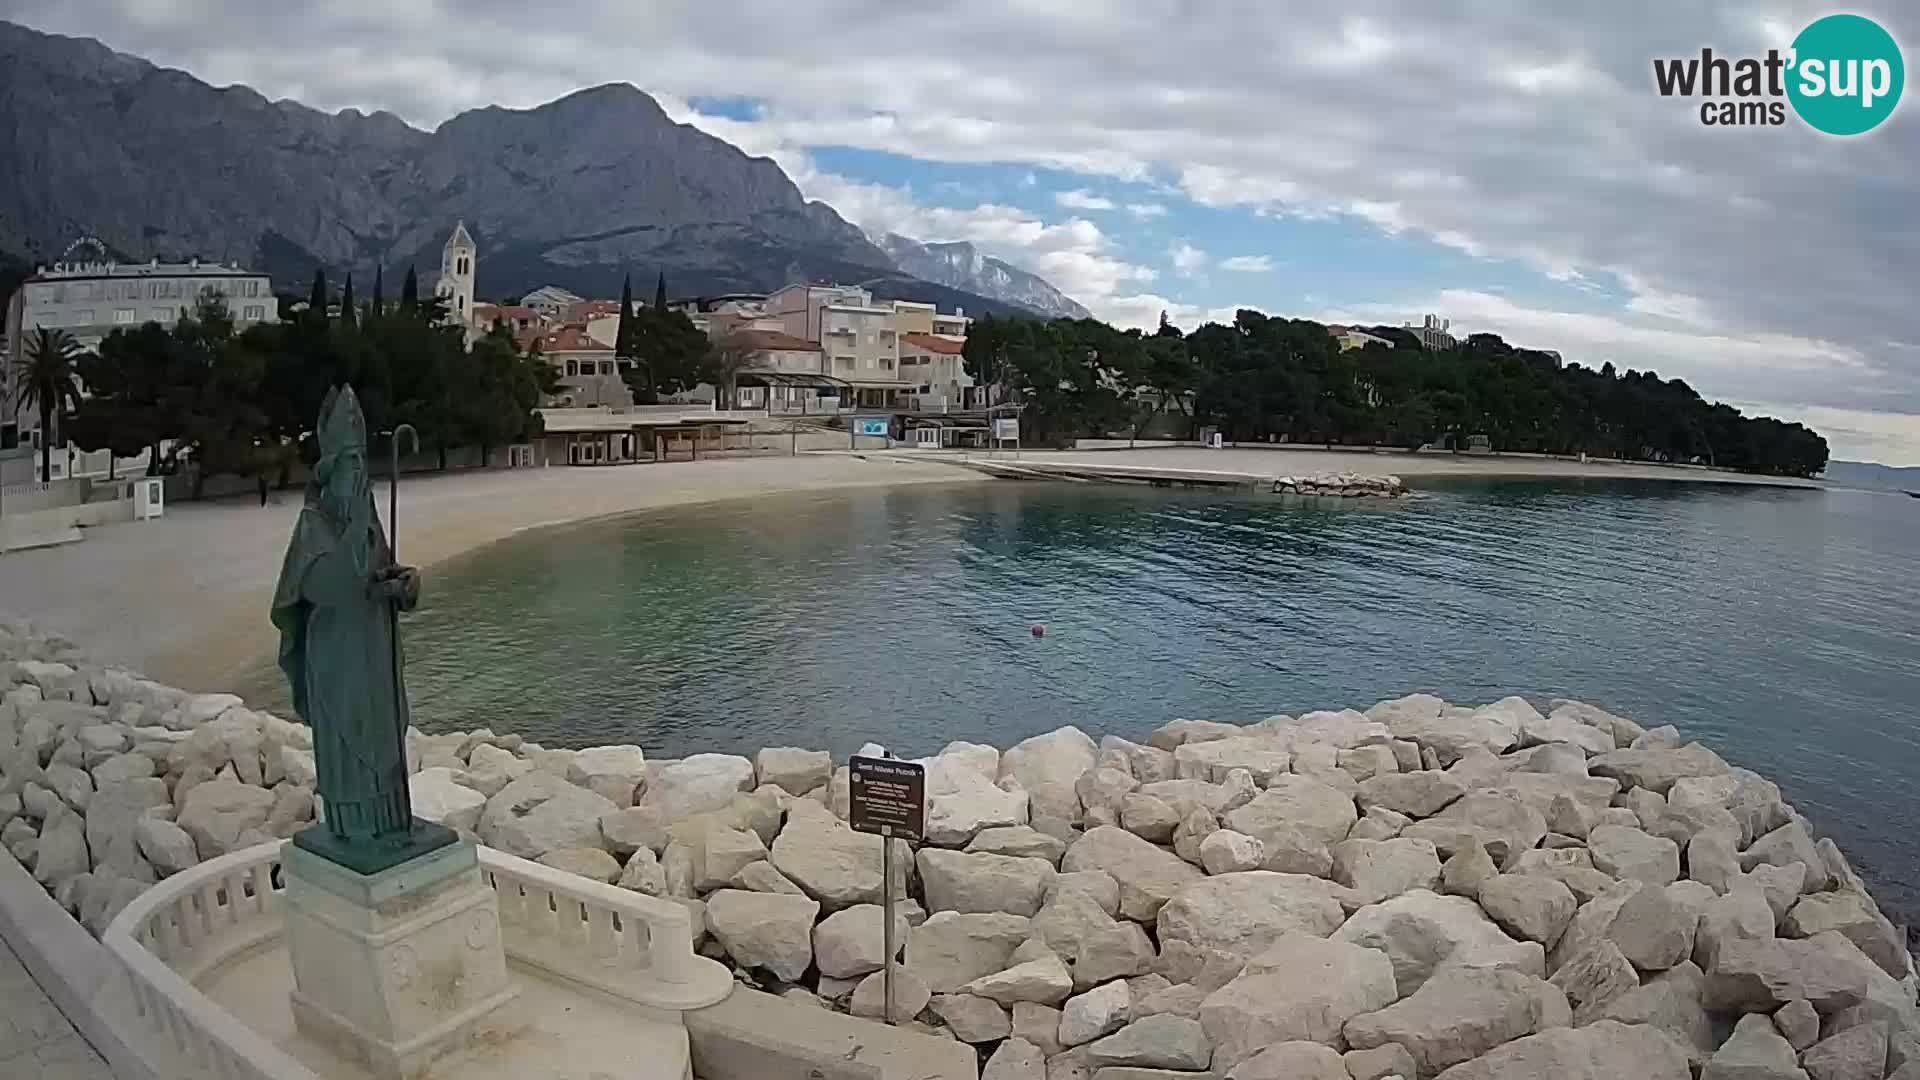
[{"left": 13, "top": 327, "right": 86, "bottom": 483}]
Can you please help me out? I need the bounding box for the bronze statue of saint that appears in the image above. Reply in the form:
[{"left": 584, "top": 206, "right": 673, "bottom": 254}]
[{"left": 272, "top": 385, "right": 453, "bottom": 872}]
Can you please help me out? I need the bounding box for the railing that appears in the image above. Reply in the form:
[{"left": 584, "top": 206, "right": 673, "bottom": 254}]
[
  {"left": 102, "top": 840, "right": 732, "bottom": 1079},
  {"left": 480, "top": 849, "right": 733, "bottom": 1011},
  {"left": 102, "top": 843, "right": 317, "bottom": 1080}
]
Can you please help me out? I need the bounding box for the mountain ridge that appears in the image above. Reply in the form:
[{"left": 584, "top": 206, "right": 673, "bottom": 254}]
[{"left": 0, "top": 20, "right": 1079, "bottom": 318}]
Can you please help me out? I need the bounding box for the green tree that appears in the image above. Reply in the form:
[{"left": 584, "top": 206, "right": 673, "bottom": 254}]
[
  {"left": 13, "top": 328, "right": 87, "bottom": 481},
  {"left": 307, "top": 269, "right": 328, "bottom": 322},
  {"left": 371, "top": 264, "right": 386, "bottom": 318},
  {"left": 703, "top": 333, "right": 759, "bottom": 411},
  {"left": 340, "top": 273, "right": 357, "bottom": 330},
  {"left": 620, "top": 308, "right": 709, "bottom": 404},
  {"left": 614, "top": 274, "right": 636, "bottom": 363},
  {"left": 654, "top": 271, "right": 668, "bottom": 311},
  {"left": 400, "top": 266, "right": 419, "bottom": 310}
]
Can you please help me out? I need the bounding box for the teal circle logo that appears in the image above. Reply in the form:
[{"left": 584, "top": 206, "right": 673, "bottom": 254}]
[{"left": 1787, "top": 14, "right": 1904, "bottom": 135}]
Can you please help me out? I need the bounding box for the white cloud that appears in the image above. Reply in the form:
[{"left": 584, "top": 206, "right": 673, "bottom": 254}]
[
  {"left": 1055, "top": 189, "right": 1116, "bottom": 211},
  {"left": 21, "top": 1, "right": 1920, "bottom": 458},
  {"left": 1219, "top": 255, "right": 1274, "bottom": 273},
  {"left": 1170, "top": 242, "right": 1208, "bottom": 276},
  {"left": 1125, "top": 202, "right": 1168, "bottom": 219}
]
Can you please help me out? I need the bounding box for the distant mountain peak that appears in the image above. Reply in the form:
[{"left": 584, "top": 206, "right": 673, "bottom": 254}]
[{"left": 878, "top": 233, "right": 1092, "bottom": 319}]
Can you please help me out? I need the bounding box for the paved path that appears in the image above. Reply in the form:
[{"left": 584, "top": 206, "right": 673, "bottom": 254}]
[
  {"left": 0, "top": 938, "right": 110, "bottom": 1080},
  {"left": 0, "top": 453, "right": 978, "bottom": 692}
]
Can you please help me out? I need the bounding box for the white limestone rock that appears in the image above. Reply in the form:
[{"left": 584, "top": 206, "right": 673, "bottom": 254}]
[
  {"left": 1061, "top": 826, "right": 1205, "bottom": 922},
  {"left": 850, "top": 968, "right": 932, "bottom": 1020},
  {"left": 1588, "top": 743, "right": 1730, "bottom": 795},
  {"left": 1775, "top": 998, "right": 1821, "bottom": 1052},
  {"left": 729, "top": 859, "right": 803, "bottom": 894},
  {"left": 1172, "top": 736, "right": 1290, "bottom": 785},
  {"left": 703, "top": 888, "right": 820, "bottom": 981},
  {"left": 1074, "top": 767, "right": 1139, "bottom": 817},
  {"left": 1785, "top": 891, "right": 1907, "bottom": 979},
  {"left": 1336, "top": 889, "right": 1543, "bottom": 997},
  {"left": 1477, "top": 873, "right": 1577, "bottom": 947},
  {"left": 1607, "top": 884, "right": 1697, "bottom": 972},
  {"left": 1434, "top": 1019, "right": 1692, "bottom": 1080},
  {"left": 907, "top": 911, "right": 1034, "bottom": 992},
  {"left": 930, "top": 993, "right": 1011, "bottom": 1043},
  {"left": 1117, "top": 793, "right": 1180, "bottom": 844},
  {"left": 32, "top": 804, "right": 89, "bottom": 886},
  {"left": 1085, "top": 1014, "right": 1212, "bottom": 1071},
  {"left": 409, "top": 767, "right": 487, "bottom": 834},
  {"left": 1197, "top": 829, "right": 1264, "bottom": 875},
  {"left": 1157, "top": 871, "right": 1347, "bottom": 980},
  {"left": 814, "top": 903, "right": 910, "bottom": 979},
  {"left": 964, "top": 952, "right": 1075, "bottom": 1006},
  {"left": 1034, "top": 885, "right": 1123, "bottom": 959},
  {"left": 1058, "top": 980, "right": 1133, "bottom": 1047},
  {"left": 457, "top": 743, "right": 529, "bottom": 798},
  {"left": 1701, "top": 1011, "right": 1810, "bottom": 1080},
  {"left": 1441, "top": 841, "right": 1500, "bottom": 898},
  {"left": 1741, "top": 821, "right": 1832, "bottom": 892},
  {"left": 616, "top": 847, "right": 666, "bottom": 895},
  {"left": 1232, "top": 1040, "right": 1351, "bottom": 1080},
  {"left": 598, "top": 804, "right": 670, "bottom": 856},
  {"left": 1587, "top": 824, "right": 1681, "bottom": 885},
  {"left": 769, "top": 802, "right": 905, "bottom": 910},
  {"left": 924, "top": 753, "right": 1031, "bottom": 846},
  {"left": 1343, "top": 964, "right": 1572, "bottom": 1078},
  {"left": 1198, "top": 931, "right": 1397, "bottom": 1070},
  {"left": 969, "top": 826, "right": 1068, "bottom": 864},
  {"left": 176, "top": 777, "right": 275, "bottom": 860},
  {"left": 1400, "top": 791, "right": 1548, "bottom": 865},
  {"left": 1332, "top": 837, "right": 1443, "bottom": 903},
  {"left": 478, "top": 772, "right": 617, "bottom": 858},
  {"left": 1225, "top": 775, "right": 1357, "bottom": 849},
  {"left": 1703, "top": 933, "right": 1871, "bottom": 1015},
  {"left": 1147, "top": 718, "right": 1245, "bottom": 751},
  {"left": 85, "top": 776, "right": 169, "bottom": 874},
  {"left": 537, "top": 847, "right": 622, "bottom": 884},
  {"left": 134, "top": 816, "right": 198, "bottom": 876},
  {"left": 1071, "top": 921, "right": 1156, "bottom": 990},
  {"left": 1001, "top": 727, "right": 1098, "bottom": 822},
  {"left": 1346, "top": 1043, "right": 1421, "bottom": 1080},
  {"left": 640, "top": 753, "right": 754, "bottom": 819},
  {"left": 1169, "top": 807, "right": 1218, "bottom": 866},
  {"left": 754, "top": 747, "right": 831, "bottom": 795},
  {"left": 1357, "top": 770, "right": 1468, "bottom": 818},
  {"left": 1597, "top": 961, "right": 1718, "bottom": 1068},
  {"left": 918, "top": 848, "right": 1056, "bottom": 917}
]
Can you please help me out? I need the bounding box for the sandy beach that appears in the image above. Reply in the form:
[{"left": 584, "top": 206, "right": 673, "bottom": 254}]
[
  {"left": 0, "top": 453, "right": 981, "bottom": 691},
  {"left": 0, "top": 444, "right": 1822, "bottom": 693}
]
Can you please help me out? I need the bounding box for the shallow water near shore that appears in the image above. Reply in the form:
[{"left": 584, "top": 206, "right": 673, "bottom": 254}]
[{"left": 245, "top": 477, "right": 1920, "bottom": 919}]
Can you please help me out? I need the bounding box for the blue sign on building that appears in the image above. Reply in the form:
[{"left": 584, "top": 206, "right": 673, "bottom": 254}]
[{"left": 855, "top": 418, "right": 890, "bottom": 437}]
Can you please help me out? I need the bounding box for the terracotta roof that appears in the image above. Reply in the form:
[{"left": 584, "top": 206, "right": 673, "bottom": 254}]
[
  {"left": 722, "top": 328, "right": 822, "bottom": 353},
  {"left": 901, "top": 332, "right": 964, "bottom": 355},
  {"left": 567, "top": 300, "right": 626, "bottom": 320},
  {"left": 532, "top": 325, "right": 611, "bottom": 353}
]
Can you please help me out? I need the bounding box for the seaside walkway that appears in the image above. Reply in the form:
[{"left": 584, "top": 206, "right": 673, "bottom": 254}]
[{"left": 0, "top": 937, "right": 109, "bottom": 1080}]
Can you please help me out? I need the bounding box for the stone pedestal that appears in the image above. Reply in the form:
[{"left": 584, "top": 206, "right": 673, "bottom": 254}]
[{"left": 284, "top": 839, "right": 521, "bottom": 1079}]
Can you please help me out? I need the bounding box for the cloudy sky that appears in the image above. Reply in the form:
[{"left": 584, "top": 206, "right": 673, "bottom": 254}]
[{"left": 10, "top": 1, "right": 1919, "bottom": 463}]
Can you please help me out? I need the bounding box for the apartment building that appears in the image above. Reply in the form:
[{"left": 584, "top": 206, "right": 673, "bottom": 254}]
[
  {"left": 765, "top": 284, "right": 909, "bottom": 409},
  {"left": 2, "top": 257, "right": 277, "bottom": 460}
]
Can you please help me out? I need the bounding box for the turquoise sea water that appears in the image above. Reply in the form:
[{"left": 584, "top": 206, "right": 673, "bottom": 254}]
[{"left": 374, "top": 479, "right": 1920, "bottom": 920}]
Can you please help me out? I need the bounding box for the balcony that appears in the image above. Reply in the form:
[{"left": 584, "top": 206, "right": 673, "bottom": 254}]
[{"left": 102, "top": 840, "right": 732, "bottom": 1080}]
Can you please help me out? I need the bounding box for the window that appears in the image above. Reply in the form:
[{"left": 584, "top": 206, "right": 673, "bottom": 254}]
[
  {"left": 150, "top": 308, "right": 171, "bottom": 322},
  {"left": 243, "top": 305, "right": 266, "bottom": 321},
  {"left": 75, "top": 309, "right": 95, "bottom": 323},
  {"left": 836, "top": 356, "right": 854, "bottom": 370},
  {"left": 565, "top": 360, "right": 578, "bottom": 376},
  {"left": 114, "top": 308, "right": 136, "bottom": 324},
  {"left": 881, "top": 358, "right": 894, "bottom": 371},
  {"left": 458, "top": 295, "right": 464, "bottom": 311}
]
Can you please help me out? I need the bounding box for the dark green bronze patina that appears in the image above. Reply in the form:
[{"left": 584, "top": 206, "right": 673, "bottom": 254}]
[{"left": 272, "top": 385, "right": 454, "bottom": 875}]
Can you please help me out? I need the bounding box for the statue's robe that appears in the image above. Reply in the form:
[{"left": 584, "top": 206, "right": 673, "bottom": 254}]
[{"left": 270, "top": 494, "right": 412, "bottom": 840}]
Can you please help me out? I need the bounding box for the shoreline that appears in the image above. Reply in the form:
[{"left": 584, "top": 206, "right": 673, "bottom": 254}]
[
  {"left": 0, "top": 453, "right": 983, "bottom": 692},
  {"left": 0, "top": 446, "right": 1827, "bottom": 694},
  {"left": 2, "top": 615, "right": 1913, "bottom": 1079}
]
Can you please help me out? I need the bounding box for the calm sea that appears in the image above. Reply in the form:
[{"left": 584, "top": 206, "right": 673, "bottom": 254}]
[{"left": 283, "top": 479, "right": 1920, "bottom": 919}]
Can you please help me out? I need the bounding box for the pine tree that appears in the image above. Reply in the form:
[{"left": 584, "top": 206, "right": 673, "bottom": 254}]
[
  {"left": 371, "top": 265, "right": 386, "bottom": 317},
  {"left": 307, "top": 269, "right": 327, "bottom": 321},
  {"left": 401, "top": 266, "right": 419, "bottom": 310},
  {"left": 654, "top": 271, "right": 667, "bottom": 311},
  {"left": 340, "top": 273, "right": 357, "bottom": 330}
]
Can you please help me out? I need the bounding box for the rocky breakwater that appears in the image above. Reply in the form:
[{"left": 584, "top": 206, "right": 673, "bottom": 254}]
[
  {"left": 4, "top": 616, "right": 1918, "bottom": 1080},
  {"left": 1274, "top": 473, "right": 1409, "bottom": 497}
]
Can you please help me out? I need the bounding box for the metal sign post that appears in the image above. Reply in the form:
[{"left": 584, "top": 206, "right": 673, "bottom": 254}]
[{"left": 848, "top": 755, "right": 925, "bottom": 1026}]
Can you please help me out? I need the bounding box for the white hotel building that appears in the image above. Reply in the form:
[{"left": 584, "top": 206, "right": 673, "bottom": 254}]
[{"left": 2, "top": 258, "right": 277, "bottom": 477}]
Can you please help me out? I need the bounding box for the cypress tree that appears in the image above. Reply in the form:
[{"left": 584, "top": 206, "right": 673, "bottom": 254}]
[
  {"left": 308, "top": 268, "right": 327, "bottom": 320},
  {"left": 340, "top": 273, "right": 357, "bottom": 329},
  {"left": 401, "top": 266, "right": 419, "bottom": 310},
  {"left": 371, "top": 265, "right": 385, "bottom": 317},
  {"left": 654, "top": 271, "right": 667, "bottom": 311},
  {"left": 616, "top": 273, "right": 635, "bottom": 359}
]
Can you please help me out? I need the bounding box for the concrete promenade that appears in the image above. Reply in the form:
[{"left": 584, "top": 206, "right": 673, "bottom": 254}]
[{"left": 0, "top": 937, "right": 109, "bottom": 1080}]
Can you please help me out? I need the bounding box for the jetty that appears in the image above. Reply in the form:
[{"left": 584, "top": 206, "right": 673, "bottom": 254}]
[{"left": 954, "top": 456, "right": 1410, "bottom": 497}]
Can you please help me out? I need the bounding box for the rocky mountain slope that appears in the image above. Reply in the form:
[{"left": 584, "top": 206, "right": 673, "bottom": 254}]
[
  {"left": 0, "top": 19, "right": 1075, "bottom": 316},
  {"left": 879, "top": 234, "right": 1093, "bottom": 319}
]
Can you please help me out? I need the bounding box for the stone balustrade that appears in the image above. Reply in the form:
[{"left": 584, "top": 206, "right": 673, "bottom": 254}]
[{"left": 101, "top": 839, "right": 732, "bottom": 1080}]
